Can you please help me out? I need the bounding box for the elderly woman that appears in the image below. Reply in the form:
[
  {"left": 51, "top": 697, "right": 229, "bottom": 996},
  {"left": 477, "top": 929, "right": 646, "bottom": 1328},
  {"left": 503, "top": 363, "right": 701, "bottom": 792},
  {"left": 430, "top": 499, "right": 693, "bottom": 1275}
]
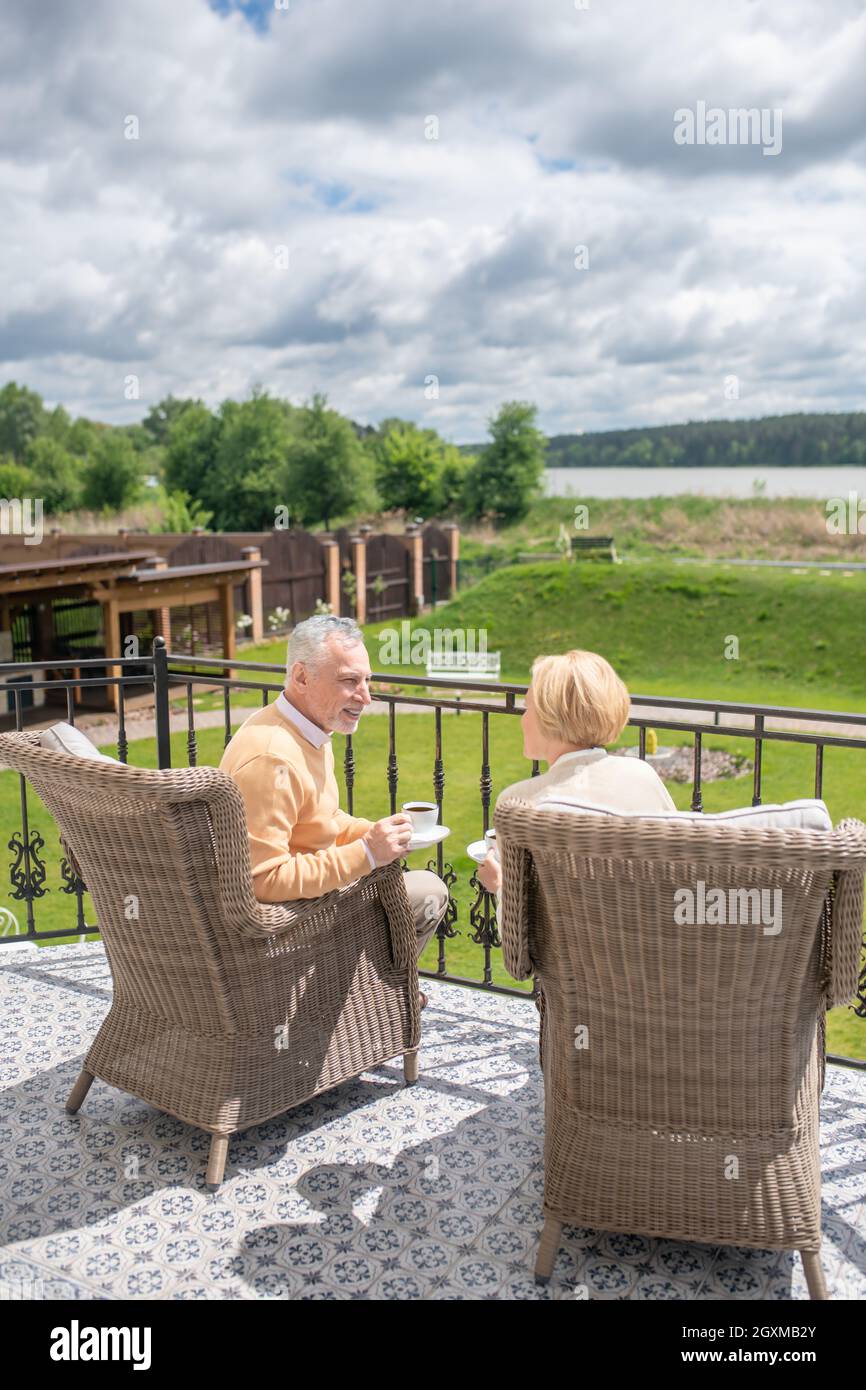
[{"left": 477, "top": 649, "right": 675, "bottom": 894}]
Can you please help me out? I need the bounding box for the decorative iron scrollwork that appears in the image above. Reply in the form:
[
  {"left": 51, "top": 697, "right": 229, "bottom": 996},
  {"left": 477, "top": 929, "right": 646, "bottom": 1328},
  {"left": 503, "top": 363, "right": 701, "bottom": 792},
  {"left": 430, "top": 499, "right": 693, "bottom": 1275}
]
[
  {"left": 60, "top": 853, "right": 85, "bottom": 897},
  {"left": 8, "top": 829, "right": 48, "bottom": 901},
  {"left": 855, "top": 956, "right": 866, "bottom": 1019},
  {"left": 427, "top": 857, "right": 459, "bottom": 939},
  {"left": 468, "top": 869, "right": 500, "bottom": 950}
]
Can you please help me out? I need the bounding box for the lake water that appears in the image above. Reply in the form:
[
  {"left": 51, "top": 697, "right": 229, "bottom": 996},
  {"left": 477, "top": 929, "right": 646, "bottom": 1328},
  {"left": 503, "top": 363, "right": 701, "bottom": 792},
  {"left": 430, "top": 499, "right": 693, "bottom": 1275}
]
[{"left": 544, "top": 466, "right": 866, "bottom": 500}]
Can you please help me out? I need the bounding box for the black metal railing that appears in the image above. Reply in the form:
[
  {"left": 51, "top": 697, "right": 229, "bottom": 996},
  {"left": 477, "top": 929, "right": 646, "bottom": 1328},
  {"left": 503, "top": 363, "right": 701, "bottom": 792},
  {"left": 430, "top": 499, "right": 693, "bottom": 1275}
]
[{"left": 1, "top": 639, "right": 865, "bottom": 1068}]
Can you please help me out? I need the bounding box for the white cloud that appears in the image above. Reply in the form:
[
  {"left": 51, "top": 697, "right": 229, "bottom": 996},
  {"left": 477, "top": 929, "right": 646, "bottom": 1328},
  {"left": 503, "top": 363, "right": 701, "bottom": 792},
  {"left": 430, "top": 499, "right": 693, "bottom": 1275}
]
[{"left": 0, "top": 0, "right": 864, "bottom": 439}]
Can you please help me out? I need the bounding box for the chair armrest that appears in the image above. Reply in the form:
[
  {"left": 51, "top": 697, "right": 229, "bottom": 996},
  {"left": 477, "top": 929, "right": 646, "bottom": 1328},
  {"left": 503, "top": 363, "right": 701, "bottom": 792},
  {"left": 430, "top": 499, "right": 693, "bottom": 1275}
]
[
  {"left": 0, "top": 729, "right": 43, "bottom": 771},
  {"left": 825, "top": 819, "right": 866, "bottom": 1008},
  {"left": 223, "top": 861, "right": 417, "bottom": 970},
  {"left": 170, "top": 772, "right": 411, "bottom": 963},
  {"left": 496, "top": 799, "right": 538, "bottom": 981},
  {"left": 373, "top": 862, "right": 418, "bottom": 971}
]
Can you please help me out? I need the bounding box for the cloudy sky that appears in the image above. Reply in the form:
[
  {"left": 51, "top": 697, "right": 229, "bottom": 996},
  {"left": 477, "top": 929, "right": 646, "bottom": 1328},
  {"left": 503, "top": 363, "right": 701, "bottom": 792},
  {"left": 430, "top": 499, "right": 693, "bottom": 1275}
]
[{"left": 1, "top": 0, "right": 865, "bottom": 440}]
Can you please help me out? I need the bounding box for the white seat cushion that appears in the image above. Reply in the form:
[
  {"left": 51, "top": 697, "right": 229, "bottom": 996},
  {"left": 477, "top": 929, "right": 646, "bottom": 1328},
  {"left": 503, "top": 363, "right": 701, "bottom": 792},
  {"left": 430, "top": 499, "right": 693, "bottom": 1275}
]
[
  {"left": 39, "top": 723, "right": 124, "bottom": 765},
  {"left": 532, "top": 794, "right": 832, "bottom": 832}
]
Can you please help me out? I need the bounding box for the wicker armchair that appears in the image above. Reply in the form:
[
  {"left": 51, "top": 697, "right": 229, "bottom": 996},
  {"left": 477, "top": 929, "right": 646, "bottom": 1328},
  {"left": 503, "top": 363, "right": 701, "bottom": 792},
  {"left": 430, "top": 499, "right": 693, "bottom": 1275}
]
[
  {"left": 495, "top": 795, "right": 866, "bottom": 1300},
  {"left": 0, "top": 730, "right": 421, "bottom": 1189}
]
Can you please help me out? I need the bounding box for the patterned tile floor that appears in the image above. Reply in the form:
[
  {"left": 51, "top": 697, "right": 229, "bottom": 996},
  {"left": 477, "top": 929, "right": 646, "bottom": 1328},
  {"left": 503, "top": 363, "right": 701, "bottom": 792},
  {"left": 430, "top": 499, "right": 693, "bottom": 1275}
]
[{"left": 1, "top": 941, "right": 864, "bottom": 1301}]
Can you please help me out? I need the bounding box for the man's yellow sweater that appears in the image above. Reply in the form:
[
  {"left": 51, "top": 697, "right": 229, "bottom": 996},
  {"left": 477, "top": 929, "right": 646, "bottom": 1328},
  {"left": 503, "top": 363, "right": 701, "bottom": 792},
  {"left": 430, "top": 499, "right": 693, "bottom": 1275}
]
[{"left": 218, "top": 698, "right": 373, "bottom": 901}]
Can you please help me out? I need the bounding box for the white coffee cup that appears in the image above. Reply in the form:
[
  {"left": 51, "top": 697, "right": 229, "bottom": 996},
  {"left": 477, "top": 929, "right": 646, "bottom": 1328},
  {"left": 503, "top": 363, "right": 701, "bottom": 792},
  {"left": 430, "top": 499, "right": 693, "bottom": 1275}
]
[
  {"left": 484, "top": 828, "right": 498, "bottom": 859},
  {"left": 402, "top": 801, "right": 438, "bottom": 835}
]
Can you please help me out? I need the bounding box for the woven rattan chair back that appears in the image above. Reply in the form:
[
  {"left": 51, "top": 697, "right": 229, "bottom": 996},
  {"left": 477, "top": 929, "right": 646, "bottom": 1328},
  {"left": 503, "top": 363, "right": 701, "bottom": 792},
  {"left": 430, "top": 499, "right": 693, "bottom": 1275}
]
[
  {"left": 495, "top": 796, "right": 866, "bottom": 1298},
  {"left": 1, "top": 731, "right": 269, "bottom": 1032},
  {"left": 0, "top": 730, "right": 420, "bottom": 1187}
]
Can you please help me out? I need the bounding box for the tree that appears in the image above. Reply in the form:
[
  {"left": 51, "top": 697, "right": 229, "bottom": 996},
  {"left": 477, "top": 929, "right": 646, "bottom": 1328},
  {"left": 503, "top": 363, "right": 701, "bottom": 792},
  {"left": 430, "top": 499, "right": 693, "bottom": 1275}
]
[
  {"left": 156, "top": 488, "right": 213, "bottom": 533},
  {"left": 24, "top": 436, "right": 81, "bottom": 514},
  {"left": 285, "top": 393, "right": 375, "bottom": 529},
  {"left": 439, "top": 443, "right": 471, "bottom": 514},
  {"left": 0, "top": 457, "right": 36, "bottom": 497},
  {"left": 45, "top": 403, "right": 73, "bottom": 447},
  {"left": 119, "top": 422, "right": 153, "bottom": 454},
  {"left": 164, "top": 402, "right": 222, "bottom": 501},
  {"left": 0, "top": 382, "right": 45, "bottom": 461},
  {"left": 208, "top": 390, "right": 296, "bottom": 530},
  {"left": 66, "top": 416, "right": 100, "bottom": 457},
  {"left": 461, "top": 401, "right": 546, "bottom": 525},
  {"left": 369, "top": 420, "right": 446, "bottom": 514},
  {"left": 80, "top": 432, "right": 143, "bottom": 512},
  {"left": 142, "top": 395, "right": 199, "bottom": 447}
]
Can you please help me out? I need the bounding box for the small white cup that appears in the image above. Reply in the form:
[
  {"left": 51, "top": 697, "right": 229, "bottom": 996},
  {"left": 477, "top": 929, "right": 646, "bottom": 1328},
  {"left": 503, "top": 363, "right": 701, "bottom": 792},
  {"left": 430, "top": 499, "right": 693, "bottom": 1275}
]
[
  {"left": 484, "top": 828, "right": 498, "bottom": 859},
  {"left": 402, "top": 801, "right": 438, "bottom": 835}
]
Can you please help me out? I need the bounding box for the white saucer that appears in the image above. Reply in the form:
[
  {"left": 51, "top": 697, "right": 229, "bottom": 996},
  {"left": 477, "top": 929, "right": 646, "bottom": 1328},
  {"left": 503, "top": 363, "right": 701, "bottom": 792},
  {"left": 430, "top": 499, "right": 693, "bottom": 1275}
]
[
  {"left": 467, "top": 839, "right": 498, "bottom": 864},
  {"left": 407, "top": 825, "right": 451, "bottom": 853}
]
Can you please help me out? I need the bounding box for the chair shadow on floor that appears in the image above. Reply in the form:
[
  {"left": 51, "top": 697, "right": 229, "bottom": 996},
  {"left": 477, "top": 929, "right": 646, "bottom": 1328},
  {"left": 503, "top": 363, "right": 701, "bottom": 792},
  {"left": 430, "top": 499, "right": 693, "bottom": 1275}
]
[{"left": 2, "top": 980, "right": 864, "bottom": 1300}]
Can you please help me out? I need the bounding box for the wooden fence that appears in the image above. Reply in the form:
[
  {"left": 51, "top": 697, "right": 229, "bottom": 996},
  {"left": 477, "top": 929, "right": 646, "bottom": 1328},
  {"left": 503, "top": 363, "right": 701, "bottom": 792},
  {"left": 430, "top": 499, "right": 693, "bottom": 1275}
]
[{"left": 3, "top": 522, "right": 458, "bottom": 628}]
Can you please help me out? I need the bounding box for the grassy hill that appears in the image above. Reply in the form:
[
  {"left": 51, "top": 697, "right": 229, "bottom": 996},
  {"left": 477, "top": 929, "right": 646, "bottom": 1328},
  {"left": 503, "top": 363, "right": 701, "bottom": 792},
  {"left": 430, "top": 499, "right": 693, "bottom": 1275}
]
[{"left": 367, "top": 557, "right": 866, "bottom": 710}]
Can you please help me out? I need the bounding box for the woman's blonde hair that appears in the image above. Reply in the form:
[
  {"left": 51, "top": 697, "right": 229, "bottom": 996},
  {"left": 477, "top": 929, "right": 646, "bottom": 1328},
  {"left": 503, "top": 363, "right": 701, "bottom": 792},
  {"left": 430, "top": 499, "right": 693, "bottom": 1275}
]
[{"left": 529, "top": 650, "right": 630, "bottom": 747}]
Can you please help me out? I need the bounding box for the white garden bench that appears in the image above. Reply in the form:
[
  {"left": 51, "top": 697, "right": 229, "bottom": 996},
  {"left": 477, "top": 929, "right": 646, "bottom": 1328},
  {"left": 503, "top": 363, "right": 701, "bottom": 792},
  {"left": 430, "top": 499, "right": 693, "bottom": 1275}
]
[{"left": 425, "top": 650, "right": 501, "bottom": 683}]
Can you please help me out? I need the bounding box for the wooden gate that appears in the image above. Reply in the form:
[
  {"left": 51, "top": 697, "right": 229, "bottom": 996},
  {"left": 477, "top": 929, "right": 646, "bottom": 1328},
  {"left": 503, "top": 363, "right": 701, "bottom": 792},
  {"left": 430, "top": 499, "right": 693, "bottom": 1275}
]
[
  {"left": 422, "top": 525, "right": 451, "bottom": 605},
  {"left": 259, "top": 529, "right": 327, "bottom": 622},
  {"left": 365, "top": 533, "right": 411, "bottom": 623}
]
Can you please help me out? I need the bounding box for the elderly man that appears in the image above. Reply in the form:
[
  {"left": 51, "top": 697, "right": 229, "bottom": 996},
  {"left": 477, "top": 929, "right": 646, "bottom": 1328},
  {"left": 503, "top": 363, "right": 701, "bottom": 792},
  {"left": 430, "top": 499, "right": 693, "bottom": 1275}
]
[{"left": 219, "top": 614, "right": 449, "bottom": 999}]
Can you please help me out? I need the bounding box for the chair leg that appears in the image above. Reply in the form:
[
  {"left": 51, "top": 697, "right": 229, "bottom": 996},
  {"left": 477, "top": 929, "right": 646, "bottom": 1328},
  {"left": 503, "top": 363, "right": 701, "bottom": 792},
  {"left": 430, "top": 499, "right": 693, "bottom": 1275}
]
[
  {"left": 801, "top": 1250, "right": 828, "bottom": 1300},
  {"left": 534, "top": 1215, "right": 563, "bottom": 1285},
  {"left": 404, "top": 1050, "right": 419, "bottom": 1086},
  {"left": 206, "top": 1134, "right": 230, "bottom": 1190},
  {"left": 65, "top": 1068, "right": 94, "bottom": 1114}
]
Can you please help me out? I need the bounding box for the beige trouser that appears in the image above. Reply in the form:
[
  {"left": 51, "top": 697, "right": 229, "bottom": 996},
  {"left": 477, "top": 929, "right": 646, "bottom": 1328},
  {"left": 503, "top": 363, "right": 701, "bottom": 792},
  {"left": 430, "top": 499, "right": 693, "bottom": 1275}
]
[{"left": 403, "top": 869, "right": 449, "bottom": 957}]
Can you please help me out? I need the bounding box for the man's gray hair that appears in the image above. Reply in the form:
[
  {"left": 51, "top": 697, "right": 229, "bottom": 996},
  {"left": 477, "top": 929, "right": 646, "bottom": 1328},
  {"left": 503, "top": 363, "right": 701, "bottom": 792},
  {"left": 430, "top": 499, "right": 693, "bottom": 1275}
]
[{"left": 286, "top": 614, "right": 365, "bottom": 676}]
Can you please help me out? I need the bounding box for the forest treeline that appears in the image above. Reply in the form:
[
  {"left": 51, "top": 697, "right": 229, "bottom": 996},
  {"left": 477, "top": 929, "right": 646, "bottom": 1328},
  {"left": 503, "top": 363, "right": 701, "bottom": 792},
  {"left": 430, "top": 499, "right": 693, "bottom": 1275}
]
[
  {"left": 541, "top": 412, "right": 866, "bottom": 469},
  {"left": 0, "top": 382, "right": 546, "bottom": 530}
]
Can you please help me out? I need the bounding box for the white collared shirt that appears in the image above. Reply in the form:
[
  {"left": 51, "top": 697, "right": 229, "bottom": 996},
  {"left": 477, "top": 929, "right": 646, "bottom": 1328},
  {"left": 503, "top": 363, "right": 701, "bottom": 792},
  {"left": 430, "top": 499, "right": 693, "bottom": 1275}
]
[
  {"left": 275, "top": 692, "right": 331, "bottom": 749},
  {"left": 550, "top": 747, "right": 606, "bottom": 768},
  {"left": 275, "top": 692, "right": 376, "bottom": 869}
]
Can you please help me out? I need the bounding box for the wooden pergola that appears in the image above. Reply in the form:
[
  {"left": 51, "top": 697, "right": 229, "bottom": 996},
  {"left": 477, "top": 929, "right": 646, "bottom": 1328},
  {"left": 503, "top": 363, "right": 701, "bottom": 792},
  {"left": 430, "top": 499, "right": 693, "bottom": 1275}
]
[{"left": 0, "top": 550, "right": 266, "bottom": 710}]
